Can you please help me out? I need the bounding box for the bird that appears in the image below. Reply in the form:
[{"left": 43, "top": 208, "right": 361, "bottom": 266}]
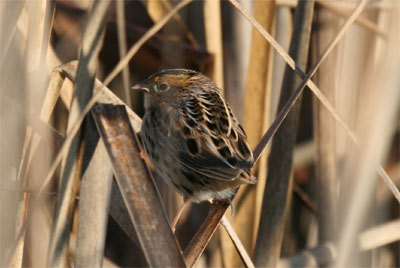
[{"left": 132, "top": 69, "right": 256, "bottom": 230}]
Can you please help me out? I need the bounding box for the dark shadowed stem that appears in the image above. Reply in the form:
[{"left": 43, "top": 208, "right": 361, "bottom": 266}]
[{"left": 253, "top": 0, "right": 315, "bottom": 267}]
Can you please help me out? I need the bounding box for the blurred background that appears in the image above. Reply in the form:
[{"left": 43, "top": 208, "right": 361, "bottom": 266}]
[{"left": 0, "top": 0, "right": 399, "bottom": 267}]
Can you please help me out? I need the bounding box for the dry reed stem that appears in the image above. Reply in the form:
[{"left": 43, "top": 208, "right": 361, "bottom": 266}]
[
  {"left": 3, "top": 67, "right": 81, "bottom": 268},
  {"left": 250, "top": 0, "right": 400, "bottom": 203},
  {"left": 317, "top": 0, "right": 387, "bottom": 39},
  {"left": 4, "top": 2, "right": 192, "bottom": 264},
  {"left": 7, "top": 1, "right": 54, "bottom": 266},
  {"left": 11, "top": 69, "right": 62, "bottom": 267},
  {"left": 242, "top": 0, "right": 275, "bottom": 149},
  {"left": 312, "top": 3, "right": 339, "bottom": 243},
  {"left": 335, "top": 6, "right": 400, "bottom": 265},
  {"left": 228, "top": 0, "right": 366, "bottom": 161},
  {"left": 204, "top": 0, "right": 224, "bottom": 89},
  {"left": 359, "top": 219, "right": 400, "bottom": 251},
  {"left": 254, "top": 0, "right": 315, "bottom": 266},
  {"left": 116, "top": 0, "right": 131, "bottom": 107},
  {"left": 47, "top": 1, "right": 111, "bottom": 266},
  {"left": 62, "top": 65, "right": 143, "bottom": 248},
  {"left": 220, "top": 216, "right": 255, "bottom": 268},
  {"left": 293, "top": 183, "right": 317, "bottom": 213},
  {"left": 109, "top": 180, "right": 139, "bottom": 245},
  {"left": 222, "top": 0, "right": 253, "bottom": 121},
  {"left": 184, "top": 202, "right": 230, "bottom": 267},
  {"left": 75, "top": 138, "right": 113, "bottom": 267},
  {"left": 0, "top": 1, "right": 25, "bottom": 65},
  {"left": 92, "top": 104, "right": 185, "bottom": 267},
  {"left": 276, "top": 0, "right": 394, "bottom": 10},
  {"left": 378, "top": 165, "right": 400, "bottom": 203},
  {"left": 104, "top": 0, "right": 193, "bottom": 86},
  {"left": 278, "top": 219, "right": 400, "bottom": 266},
  {"left": 229, "top": 0, "right": 274, "bottom": 266},
  {"left": 0, "top": 94, "right": 64, "bottom": 152},
  {"left": 184, "top": 0, "right": 372, "bottom": 265},
  {"left": 146, "top": 0, "right": 199, "bottom": 47}
]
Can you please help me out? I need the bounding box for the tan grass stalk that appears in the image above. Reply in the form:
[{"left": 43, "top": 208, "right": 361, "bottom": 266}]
[
  {"left": 276, "top": 0, "right": 394, "bottom": 10},
  {"left": 254, "top": 0, "right": 315, "bottom": 266},
  {"left": 204, "top": 0, "right": 224, "bottom": 89},
  {"left": 225, "top": 0, "right": 275, "bottom": 266},
  {"left": 317, "top": 0, "right": 387, "bottom": 39},
  {"left": 116, "top": 0, "right": 131, "bottom": 107},
  {"left": 359, "top": 219, "right": 400, "bottom": 251},
  {"left": 220, "top": 216, "right": 255, "bottom": 268},
  {"left": 222, "top": 0, "right": 253, "bottom": 121},
  {"left": 335, "top": 7, "right": 400, "bottom": 265},
  {"left": 241, "top": 0, "right": 400, "bottom": 204},
  {"left": 228, "top": 0, "right": 366, "bottom": 156}
]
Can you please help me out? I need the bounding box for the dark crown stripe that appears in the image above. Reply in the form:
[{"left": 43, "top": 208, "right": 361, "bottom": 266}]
[{"left": 147, "top": 68, "right": 199, "bottom": 79}]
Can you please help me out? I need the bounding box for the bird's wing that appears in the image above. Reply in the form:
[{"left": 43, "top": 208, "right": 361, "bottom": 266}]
[{"left": 175, "top": 90, "right": 255, "bottom": 183}]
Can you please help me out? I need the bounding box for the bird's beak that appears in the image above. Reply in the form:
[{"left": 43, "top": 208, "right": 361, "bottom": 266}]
[{"left": 131, "top": 82, "right": 150, "bottom": 93}]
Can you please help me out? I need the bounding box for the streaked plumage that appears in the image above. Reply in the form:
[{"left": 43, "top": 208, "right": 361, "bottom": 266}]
[{"left": 133, "top": 69, "right": 256, "bottom": 203}]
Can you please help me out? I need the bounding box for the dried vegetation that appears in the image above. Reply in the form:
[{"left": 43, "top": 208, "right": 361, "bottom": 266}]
[{"left": 0, "top": 0, "right": 399, "bottom": 267}]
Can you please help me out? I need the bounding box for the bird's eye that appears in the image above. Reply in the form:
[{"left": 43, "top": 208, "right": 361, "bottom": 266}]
[{"left": 158, "top": 82, "right": 170, "bottom": 92}]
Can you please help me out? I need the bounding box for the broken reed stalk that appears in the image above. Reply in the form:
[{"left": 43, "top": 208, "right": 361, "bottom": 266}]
[
  {"left": 47, "top": 1, "right": 111, "bottom": 266},
  {"left": 92, "top": 104, "right": 186, "bottom": 267}
]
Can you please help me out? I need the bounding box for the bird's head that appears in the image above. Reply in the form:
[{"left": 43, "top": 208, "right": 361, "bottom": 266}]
[{"left": 132, "top": 69, "right": 204, "bottom": 108}]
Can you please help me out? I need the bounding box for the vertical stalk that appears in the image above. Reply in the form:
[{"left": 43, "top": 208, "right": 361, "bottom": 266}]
[
  {"left": 254, "top": 0, "right": 315, "bottom": 266},
  {"left": 47, "top": 1, "right": 111, "bottom": 266}
]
